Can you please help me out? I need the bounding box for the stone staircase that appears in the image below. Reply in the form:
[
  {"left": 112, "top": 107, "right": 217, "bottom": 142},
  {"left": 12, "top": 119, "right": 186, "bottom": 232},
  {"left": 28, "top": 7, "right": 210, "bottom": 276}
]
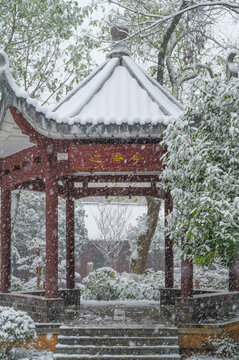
[{"left": 54, "top": 325, "right": 181, "bottom": 360}]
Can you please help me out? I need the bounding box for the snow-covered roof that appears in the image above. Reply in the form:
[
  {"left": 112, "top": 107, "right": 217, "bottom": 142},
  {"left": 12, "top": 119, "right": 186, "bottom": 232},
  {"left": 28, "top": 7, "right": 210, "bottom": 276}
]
[
  {"left": 53, "top": 56, "right": 183, "bottom": 126},
  {"left": 0, "top": 23, "right": 183, "bottom": 149}
]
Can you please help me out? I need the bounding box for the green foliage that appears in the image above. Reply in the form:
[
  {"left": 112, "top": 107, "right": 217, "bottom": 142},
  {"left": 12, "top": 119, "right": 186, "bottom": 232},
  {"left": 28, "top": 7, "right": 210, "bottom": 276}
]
[
  {"left": 162, "top": 76, "right": 239, "bottom": 266},
  {"left": 194, "top": 264, "right": 228, "bottom": 291},
  {"left": 120, "top": 269, "right": 163, "bottom": 300},
  {"left": 82, "top": 267, "right": 164, "bottom": 301},
  {"left": 82, "top": 266, "right": 229, "bottom": 301},
  {"left": 212, "top": 334, "right": 239, "bottom": 359},
  {"left": 0, "top": 307, "right": 36, "bottom": 358},
  {"left": 11, "top": 190, "right": 88, "bottom": 287},
  {"left": 0, "top": 0, "right": 98, "bottom": 102},
  {"left": 200, "top": 331, "right": 239, "bottom": 359},
  {"left": 82, "top": 267, "right": 121, "bottom": 300}
]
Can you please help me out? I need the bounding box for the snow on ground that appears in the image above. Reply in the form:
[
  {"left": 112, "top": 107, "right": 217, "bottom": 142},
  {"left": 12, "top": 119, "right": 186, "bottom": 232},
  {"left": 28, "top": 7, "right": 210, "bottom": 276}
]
[
  {"left": 188, "top": 357, "right": 233, "bottom": 360},
  {"left": 10, "top": 348, "right": 53, "bottom": 360},
  {"left": 12, "top": 350, "right": 234, "bottom": 359}
]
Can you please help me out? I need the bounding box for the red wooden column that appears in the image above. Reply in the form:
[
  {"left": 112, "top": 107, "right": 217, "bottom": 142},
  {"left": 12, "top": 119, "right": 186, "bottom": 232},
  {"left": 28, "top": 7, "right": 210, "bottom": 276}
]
[
  {"left": 1, "top": 188, "right": 11, "bottom": 293},
  {"left": 45, "top": 162, "right": 58, "bottom": 298},
  {"left": 164, "top": 192, "right": 174, "bottom": 288},
  {"left": 229, "top": 254, "right": 239, "bottom": 291},
  {"left": 66, "top": 181, "right": 75, "bottom": 289}
]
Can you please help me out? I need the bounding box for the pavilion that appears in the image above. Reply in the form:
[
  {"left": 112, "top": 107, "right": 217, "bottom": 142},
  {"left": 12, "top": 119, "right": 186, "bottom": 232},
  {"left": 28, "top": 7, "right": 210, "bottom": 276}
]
[{"left": 0, "top": 23, "right": 237, "bottom": 306}]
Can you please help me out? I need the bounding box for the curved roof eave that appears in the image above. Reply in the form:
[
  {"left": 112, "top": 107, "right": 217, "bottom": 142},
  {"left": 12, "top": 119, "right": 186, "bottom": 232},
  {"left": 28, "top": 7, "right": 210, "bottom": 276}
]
[
  {"left": 0, "top": 84, "right": 168, "bottom": 140},
  {"left": 0, "top": 50, "right": 183, "bottom": 141}
]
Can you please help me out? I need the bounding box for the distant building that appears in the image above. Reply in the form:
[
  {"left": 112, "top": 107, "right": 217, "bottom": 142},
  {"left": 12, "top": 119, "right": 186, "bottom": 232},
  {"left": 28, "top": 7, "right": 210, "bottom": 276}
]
[{"left": 76, "top": 201, "right": 165, "bottom": 279}]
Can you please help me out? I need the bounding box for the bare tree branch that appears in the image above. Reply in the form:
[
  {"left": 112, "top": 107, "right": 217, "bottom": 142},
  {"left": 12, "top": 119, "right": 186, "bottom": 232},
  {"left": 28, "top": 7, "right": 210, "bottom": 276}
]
[
  {"left": 93, "top": 200, "right": 132, "bottom": 269},
  {"left": 108, "top": 0, "right": 163, "bottom": 19}
]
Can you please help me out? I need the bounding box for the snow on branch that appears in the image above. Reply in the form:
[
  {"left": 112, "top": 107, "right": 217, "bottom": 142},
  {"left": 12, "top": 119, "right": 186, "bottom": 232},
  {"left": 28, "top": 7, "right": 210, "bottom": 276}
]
[
  {"left": 110, "top": 1, "right": 239, "bottom": 43},
  {"left": 110, "top": 1, "right": 239, "bottom": 20}
]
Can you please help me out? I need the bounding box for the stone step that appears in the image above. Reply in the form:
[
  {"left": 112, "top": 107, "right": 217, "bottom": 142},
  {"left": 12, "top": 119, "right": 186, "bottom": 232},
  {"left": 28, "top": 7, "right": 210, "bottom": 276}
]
[
  {"left": 60, "top": 326, "right": 178, "bottom": 338},
  {"left": 55, "top": 344, "right": 179, "bottom": 355},
  {"left": 58, "top": 335, "right": 179, "bottom": 346},
  {"left": 55, "top": 326, "right": 181, "bottom": 360},
  {"left": 54, "top": 355, "right": 181, "bottom": 360}
]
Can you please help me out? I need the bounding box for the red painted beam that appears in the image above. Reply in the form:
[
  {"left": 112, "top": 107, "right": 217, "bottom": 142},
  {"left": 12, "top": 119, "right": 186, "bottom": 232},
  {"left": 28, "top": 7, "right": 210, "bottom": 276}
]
[
  {"left": 1, "top": 146, "right": 42, "bottom": 171},
  {"left": 2, "top": 162, "right": 46, "bottom": 189},
  {"left": 72, "top": 186, "right": 165, "bottom": 199},
  {"left": 10, "top": 107, "right": 50, "bottom": 146},
  {"left": 15, "top": 179, "right": 45, "bottom": 192},
  {"left": 66, "top": 174, "right": 160, "bottom": 183}
]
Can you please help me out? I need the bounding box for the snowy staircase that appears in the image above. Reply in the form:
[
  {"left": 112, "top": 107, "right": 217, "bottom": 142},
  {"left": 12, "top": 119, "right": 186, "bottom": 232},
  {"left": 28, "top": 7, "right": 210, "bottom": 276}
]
[{"left": 54, "top": 325, "right": 181, "bottom": 360}]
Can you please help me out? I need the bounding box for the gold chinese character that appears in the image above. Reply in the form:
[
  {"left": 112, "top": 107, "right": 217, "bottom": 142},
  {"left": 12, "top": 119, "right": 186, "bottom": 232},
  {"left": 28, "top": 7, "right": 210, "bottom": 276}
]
[
  {"left": 131, "top": 153, "right": 144, "bottom": 164},
  {"left": 111, "top": 153, "right": 124, "bottom": 163},
  {"left": 89, "top": 153, "right": 102, "bottom": 163}
]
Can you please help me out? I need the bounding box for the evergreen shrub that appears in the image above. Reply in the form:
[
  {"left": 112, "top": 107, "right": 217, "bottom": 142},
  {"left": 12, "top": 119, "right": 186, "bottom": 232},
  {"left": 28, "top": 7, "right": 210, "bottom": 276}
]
[{"left": 0, "top": 306, "right": 36, "bottom": 359}]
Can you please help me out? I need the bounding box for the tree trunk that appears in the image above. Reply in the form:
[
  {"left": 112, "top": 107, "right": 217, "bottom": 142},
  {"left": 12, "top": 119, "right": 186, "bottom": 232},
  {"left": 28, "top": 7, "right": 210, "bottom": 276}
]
[
  {"left": 131, "top": 198, "right": 161, "bottom": 274},
  {"left": 157, "top": 0, "right": 188, "bottom": 85}
]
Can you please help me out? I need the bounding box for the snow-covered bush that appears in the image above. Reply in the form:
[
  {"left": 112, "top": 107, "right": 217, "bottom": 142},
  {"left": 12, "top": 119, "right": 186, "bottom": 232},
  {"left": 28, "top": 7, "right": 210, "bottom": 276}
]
[
  {"left": 200, "top": 331, "right": 239, "bottom": 359},
  {"left": 119, "top": 270, "right": 164, "bottom": 300},
  {"left": 82, "top": 265, "right": 228, "bottom": 301},
  {"left": 9, "top": 348, "right": 53, "bottom": 360},
  {"left": 0, "top": 306, "right": 36, "bottom": 359},
  {"left": 82, "top": 268, "right": 163, "bottom": 301},
  {"left": 162, "top": 76, "right": 239, "bottom": 266},
  {"left": 82, "top": 267, "right": 121, "bottom": 300},
  {"left": 194, "top": 265, "right": 228, "bottom": 290},
  {"left": 212, "top": 334, "right": 239, "bottom": 358},
  {"left": 11, "top": 275, "right": 25, "bottom": 291},
  {"left": 118, "top": 278, "right": 143, "bottom": 300}
]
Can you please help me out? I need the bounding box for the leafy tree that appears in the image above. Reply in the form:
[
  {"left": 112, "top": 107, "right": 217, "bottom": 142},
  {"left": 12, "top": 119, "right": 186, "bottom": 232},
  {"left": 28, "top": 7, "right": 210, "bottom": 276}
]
[
  {"left": 11, "top": 191, "right": 88, "bottom": 289},
  {"left": 91, "top": 0, "right": 238, "bottom": 97},
  {"left": 0, "top": 0, "right": 97, "bottom": 103},
  {"left": 162, "top": 75, "right": 239, "bottom": 267},
  {"left": 1, "top": 0, "right": 98, "bottom": 260},
  {"left": 88, "top": 0, "right": 238, "bottom": 274}
]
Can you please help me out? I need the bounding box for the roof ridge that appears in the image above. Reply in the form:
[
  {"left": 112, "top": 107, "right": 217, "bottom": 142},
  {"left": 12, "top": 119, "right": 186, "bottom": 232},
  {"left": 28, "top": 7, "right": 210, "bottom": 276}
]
[
  {"left": 53, "top": 59, "right": 111, "bottom": 112},
  {"left": 122, "top": 56, "right": 183, "bottom": 113},
  {"left": 121, "top": 57, "right": 170, "bottom": 116},
  {"left": 139, "top": 63, "right": 184, "bottom": 111},
  {"left": 57, "top": 58, "right": 120, "bottom": 119}
]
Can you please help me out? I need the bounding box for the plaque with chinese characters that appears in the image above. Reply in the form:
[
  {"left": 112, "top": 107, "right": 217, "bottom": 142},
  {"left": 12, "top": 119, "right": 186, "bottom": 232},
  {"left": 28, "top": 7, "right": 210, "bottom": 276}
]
[{"left": 69, "top": 145, "right": 164, "bottom": 172}]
